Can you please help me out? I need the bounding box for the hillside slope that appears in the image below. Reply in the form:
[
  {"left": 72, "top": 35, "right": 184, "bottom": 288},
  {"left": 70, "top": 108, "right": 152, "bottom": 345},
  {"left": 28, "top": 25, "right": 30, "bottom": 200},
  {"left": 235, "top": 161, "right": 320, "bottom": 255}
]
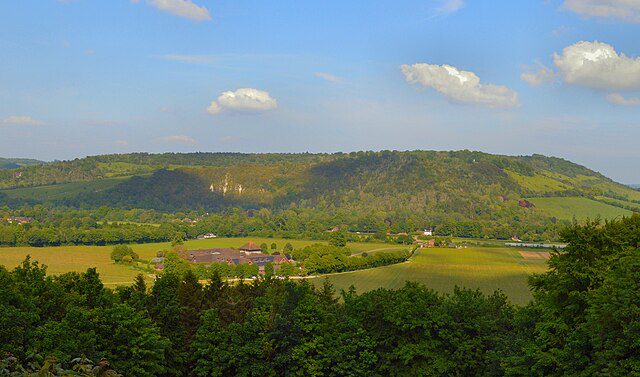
[
  {"left": 0, "top": 157, "right": 44, "bottom": 169},
  {"left": 1, "top": 151, "right": 637, "bottom": 228}
]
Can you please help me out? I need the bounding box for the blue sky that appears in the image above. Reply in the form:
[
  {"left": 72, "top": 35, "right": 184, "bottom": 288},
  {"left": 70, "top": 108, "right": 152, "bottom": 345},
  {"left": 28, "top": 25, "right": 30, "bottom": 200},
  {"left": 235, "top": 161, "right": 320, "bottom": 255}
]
[{"left": 1, "top": 0, "right": 639, "bottom": 182}]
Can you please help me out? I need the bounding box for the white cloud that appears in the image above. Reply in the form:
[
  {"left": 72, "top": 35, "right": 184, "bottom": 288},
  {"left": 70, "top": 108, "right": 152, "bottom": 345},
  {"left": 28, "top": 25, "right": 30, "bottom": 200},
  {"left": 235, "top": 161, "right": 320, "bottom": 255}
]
[
  {"left": 553, "top": 41, "right": 640, "bottom": 90},
  {"left": 207, "top": 88, "right": 278, "bottom": 115},
  {"left": 606, "top": 92, "right": 640, "bottom": 106},
  {"left": 521, "top": 64, "right": 556, "bottom": 86},
  {"left": 146, "top": 0, "right": 211, "bottom": 22},
  {"left": 3, "top": 115, "right": 44, "bottom": 126},
  {"left": 115, "top": 140, "right": 129, "bottom": 147},
  {"left": 314, "top": 72, "right": 342, "bottom": 83},
  {"left": 563, "top": 0, "right": 640, "bottom": 22},
  {"left": 435, "top": 0, "right": 465, "bottom": 15},
  {"left": 159, "top": 135, "right": 197, "bottom": 145},
  {"left": 401, "top": 63, "right": 519, "bottom": 108}
]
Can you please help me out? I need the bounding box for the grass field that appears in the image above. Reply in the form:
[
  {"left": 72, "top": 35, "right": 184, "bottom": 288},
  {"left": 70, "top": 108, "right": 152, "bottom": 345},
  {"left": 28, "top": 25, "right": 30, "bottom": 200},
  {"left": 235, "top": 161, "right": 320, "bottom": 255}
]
[
  {"left": 0, "top": 237, "right": 398, "bottom": 286},
  {"left": 596, "top": 196, "right": 640, "bottom": 211},
  {"left": 0, "top": 176, "right": 130, "bottom": 201},
  {"left": 527, "top": 196, "right": 633, "bottom": 221},
  {"left": 310, "top": 247, "right": 549, "bottom": 305},
  {"left": 506, "top": 170, "right": 570, "bottom": 194}
]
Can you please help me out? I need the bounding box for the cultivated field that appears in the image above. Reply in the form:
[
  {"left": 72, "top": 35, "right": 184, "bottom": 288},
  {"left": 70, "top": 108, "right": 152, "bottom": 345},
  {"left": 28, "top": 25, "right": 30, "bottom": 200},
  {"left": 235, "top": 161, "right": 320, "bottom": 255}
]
[
  {"left": 311, "top": 247, "right": 550, "bottom": 305},
  {"left": 0, "top": 237, "right": 400, "bottom": 286}
]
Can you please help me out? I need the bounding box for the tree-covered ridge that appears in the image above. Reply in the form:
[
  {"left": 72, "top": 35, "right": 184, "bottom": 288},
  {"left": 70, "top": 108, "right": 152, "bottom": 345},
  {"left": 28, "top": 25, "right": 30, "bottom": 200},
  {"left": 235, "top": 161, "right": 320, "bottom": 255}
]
[
  {"left": 0, "top": 157, "right": 44, "bottom": 170},
  {"left": 1, "top": 151, "right": 638, "bottom": 242},
  {"left": 1, "top": 215, "right": 639, "bottom": 376}
]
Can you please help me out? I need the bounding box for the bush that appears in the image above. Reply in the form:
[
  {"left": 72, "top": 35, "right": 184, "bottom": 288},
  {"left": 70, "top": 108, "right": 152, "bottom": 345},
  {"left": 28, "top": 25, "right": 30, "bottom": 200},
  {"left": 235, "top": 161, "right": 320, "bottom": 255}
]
[{"left": 111, "top": 245, "right": 138, "bottom": 262}]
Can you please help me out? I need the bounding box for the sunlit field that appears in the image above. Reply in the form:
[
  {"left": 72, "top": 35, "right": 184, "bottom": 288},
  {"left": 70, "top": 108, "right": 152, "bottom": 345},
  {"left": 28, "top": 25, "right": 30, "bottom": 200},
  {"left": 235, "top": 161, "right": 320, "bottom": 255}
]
[
  {"left": 0, "top": 237, "right": 401, "bottom": 286},
  {"left": 311, "top": 246, "right": 550, "bottom": 305}
]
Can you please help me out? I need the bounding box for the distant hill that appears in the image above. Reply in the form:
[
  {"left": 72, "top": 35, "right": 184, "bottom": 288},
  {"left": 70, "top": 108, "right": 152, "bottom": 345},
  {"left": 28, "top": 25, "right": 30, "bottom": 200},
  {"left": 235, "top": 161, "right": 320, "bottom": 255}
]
[
  {"left": 629, "top": 184, "right": 640, "bottom": 189},
  {"left": 0, "top": 151, "right": 638, "bottom": 232},
  {"left": 0, "top": 157, "right": 44, "bottom": 169}
]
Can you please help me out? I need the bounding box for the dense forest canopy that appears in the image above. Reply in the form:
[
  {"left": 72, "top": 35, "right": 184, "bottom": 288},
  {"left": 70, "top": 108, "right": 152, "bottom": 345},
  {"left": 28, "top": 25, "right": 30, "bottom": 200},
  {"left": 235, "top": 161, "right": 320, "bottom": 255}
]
[{"left": 1, "top": 214, "right": 639, "bottom": 376}]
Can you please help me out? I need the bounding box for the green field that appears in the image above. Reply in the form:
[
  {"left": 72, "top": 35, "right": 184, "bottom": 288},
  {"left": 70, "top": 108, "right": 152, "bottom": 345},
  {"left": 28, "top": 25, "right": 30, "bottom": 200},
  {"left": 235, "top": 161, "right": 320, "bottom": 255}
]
[
  {"left": 311, "top": 247, "right": 549, "bottom": 305},
  {"left": 528, "top": 196, "right": 633, "bottom": 221},
  {"left": 506, "top": 170, "right": 570, "bottom": 193},
  {"left": 0, "top": 176, "right": 130, "bottom": 201},
  {"left": 0, "top": 237, "right": 397, "bottom": 286}
]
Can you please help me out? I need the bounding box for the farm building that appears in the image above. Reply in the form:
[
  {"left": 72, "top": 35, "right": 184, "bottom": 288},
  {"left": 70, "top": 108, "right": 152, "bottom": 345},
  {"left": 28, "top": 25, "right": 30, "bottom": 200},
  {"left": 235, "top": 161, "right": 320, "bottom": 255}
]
[
  {"left": 183, "top": 247, "right": 289, "bottom": 274},
  {"left": 197, "top": 233, "right": 217, "bottom": 239},
  {"left": 239, "top": 241, "right": 262, "bottom": 253}
]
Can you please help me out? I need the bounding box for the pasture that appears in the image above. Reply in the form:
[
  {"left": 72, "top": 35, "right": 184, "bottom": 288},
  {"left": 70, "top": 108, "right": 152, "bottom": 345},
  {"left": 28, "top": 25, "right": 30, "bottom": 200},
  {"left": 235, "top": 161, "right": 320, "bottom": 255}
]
[
  {"left": 311, "top": 247, "right": 550, "bottom": 305},
  {"left": 0, "top": 237, "right": 397, "bottom": 286}
]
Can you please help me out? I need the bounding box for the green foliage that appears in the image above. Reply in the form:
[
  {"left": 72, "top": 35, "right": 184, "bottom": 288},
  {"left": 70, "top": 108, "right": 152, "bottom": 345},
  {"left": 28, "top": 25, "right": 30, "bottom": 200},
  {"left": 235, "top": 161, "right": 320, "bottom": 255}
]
[
  {"left": 292, "top": 243, "right": 408, "bottom": 274},
  {"left": 110, "top": 245, "right": 138, "bottom": 262},
  {"left": 329, "top": 230, "right": 347, "bottom": 247}
]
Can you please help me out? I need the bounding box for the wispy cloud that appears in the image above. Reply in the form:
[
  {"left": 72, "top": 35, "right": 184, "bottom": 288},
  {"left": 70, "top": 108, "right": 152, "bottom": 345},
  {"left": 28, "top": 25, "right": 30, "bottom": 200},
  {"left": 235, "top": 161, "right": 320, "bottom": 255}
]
[
  {"left": 159, "top": 135, "right": 198, "bottom": 145},
  {"left": 156, "top": 52, "right": 298, "bottom": 65},
  {"left": 563, "top": 0, "right": 640, "bottom": 23},
  {"left": 314, "top": 72, "right": 342, "bottom": 83},
  {"left": 134, "top": 0, "right": 211, "bottom": 22},
  {"left": 521, "top": 63, "right": 556, "bottom": 86},
  {"left": 606, "top": 93, "right": 640, "bottom": 106},
  {"left": 157, "top": 54, "right": 219, "bottom": 64},
  {"left": 3, "top": 115, "right": 45, "bottom": 126},
  {"left": 150, "top": 0, "right": 210, "bottom": 21},
  {"left": 433, "top": 0, "right": 465, "bottom": 16}
]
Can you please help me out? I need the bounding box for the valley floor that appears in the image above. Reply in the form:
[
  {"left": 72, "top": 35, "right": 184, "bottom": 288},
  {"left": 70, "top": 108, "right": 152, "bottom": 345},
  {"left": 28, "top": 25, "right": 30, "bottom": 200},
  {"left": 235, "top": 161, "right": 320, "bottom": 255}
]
[{"left": 0, "top": 238, "right": 549, "bottom": 305}]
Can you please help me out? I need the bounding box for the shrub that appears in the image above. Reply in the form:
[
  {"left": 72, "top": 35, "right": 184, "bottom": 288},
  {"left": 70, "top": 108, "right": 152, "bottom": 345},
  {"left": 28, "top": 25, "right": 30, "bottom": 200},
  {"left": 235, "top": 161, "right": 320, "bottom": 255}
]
[{"left": 111, "top": 245, "right": 138, "bottom": 262}]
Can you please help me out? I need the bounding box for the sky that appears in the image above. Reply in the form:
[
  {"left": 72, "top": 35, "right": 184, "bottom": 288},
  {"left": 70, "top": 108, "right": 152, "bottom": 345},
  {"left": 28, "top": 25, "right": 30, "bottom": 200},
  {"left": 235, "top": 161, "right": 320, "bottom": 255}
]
[{"left": 1, "top": 0, "right": 639, "bottom": 183}]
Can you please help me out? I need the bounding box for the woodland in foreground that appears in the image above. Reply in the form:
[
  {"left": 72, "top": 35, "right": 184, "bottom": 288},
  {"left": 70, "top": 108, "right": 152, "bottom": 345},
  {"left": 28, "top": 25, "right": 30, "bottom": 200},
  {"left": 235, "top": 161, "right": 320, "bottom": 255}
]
[{"left": 1, "top": 215, "right": 639, "bottom": 376}]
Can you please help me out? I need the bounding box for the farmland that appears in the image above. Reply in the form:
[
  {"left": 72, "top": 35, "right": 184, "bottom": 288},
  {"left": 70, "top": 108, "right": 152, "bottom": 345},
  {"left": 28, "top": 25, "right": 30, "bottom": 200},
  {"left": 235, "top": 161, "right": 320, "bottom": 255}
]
[
  {"left": 0, "top": 237, "right": 547, "bottom": 304},
  {"left": 311, "top": 246, "right": 550, "bottom": 305},
  {"left": 0, "top": 237, "right": 401, "bottom": 286}
]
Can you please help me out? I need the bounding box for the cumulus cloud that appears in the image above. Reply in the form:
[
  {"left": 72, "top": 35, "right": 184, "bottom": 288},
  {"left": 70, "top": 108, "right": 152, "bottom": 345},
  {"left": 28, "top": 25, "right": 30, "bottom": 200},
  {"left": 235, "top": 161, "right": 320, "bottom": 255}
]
[
  {"left": 207, "top": 88, "right": 278, "bottom": 115},
  {"left": 314, "top": 72, "right": 342, "bottom": 83},
  {"left": 606, "top": 92, "right": 640, "bottom": 106},
  {"left": 401, "top": 63, "right": 519, "bottom": 108},
  {"left": 563, "top": 0, "right": 640, "bottom": 22},
  {"left": 3, "top": 115, "right": 44, "bottom": 126},
  {"left": 521, "top": 64, "right": 556, "bottom": 86},
  {"left": 553, "top": 41, "right": 640, "bottom": 90},
  {"left": 144, "top": 0, "right": 211, "bottom": 22},
  {"left": 159, "top": 135, "right": 197, "bottom": 145}
]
